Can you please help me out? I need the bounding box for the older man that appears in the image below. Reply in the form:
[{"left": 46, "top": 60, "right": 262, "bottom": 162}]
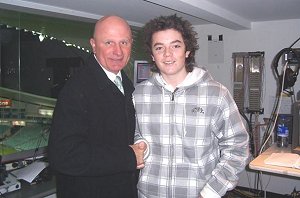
[{"left": 48, "top": 15, "right": 146, "bottom": 198}]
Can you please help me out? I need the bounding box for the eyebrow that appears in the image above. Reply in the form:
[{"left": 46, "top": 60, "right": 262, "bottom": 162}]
[{"left": 153, "top": 39, "right": 183, "bottom": 47}]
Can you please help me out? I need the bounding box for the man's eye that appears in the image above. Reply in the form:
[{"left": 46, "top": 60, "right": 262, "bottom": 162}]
[
  {"left": 120, "top": 41, "right": 128, "bottom": 45},
  {"left": 105, "top": 41, "right": 112, "bottom": 45},
  {"left": 155, "top": 46, "right": 163, "bottom": 51},
  {"left": 173, "top": 44, "right": 181, "bottom": 48}
]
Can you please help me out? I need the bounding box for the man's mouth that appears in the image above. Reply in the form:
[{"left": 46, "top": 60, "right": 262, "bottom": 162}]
[{"left": 164, "top": 61, "right": 175, "bottom": 65}]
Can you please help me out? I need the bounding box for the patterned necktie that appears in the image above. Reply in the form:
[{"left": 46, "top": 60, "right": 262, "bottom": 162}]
[{"left": 114, "top": 76, "right": 124, "bottom": 95}]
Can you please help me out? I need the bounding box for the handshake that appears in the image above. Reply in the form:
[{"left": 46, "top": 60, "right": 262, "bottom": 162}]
[{"left": 130, "top": 141, "right": 148, "bottom": 169}]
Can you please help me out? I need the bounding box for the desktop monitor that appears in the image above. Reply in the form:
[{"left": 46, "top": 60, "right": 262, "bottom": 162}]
[{"left": 133, "top": 60, "right": 152, "bottom": 86}]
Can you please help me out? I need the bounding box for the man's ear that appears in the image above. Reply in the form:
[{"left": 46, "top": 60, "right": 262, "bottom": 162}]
[
  {"left": 151, "top": 55, "right": 155, "bottom": 62},
  {"left": 90, "top": 38, "right": 96, "bottom": 53},
  {"left": 185, "top": 51, "right": 191, "bottom": 58}
]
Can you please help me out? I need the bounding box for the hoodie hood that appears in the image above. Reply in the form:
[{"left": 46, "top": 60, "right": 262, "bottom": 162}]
[{"left": 151, "top": 66, "right": 213, "bottom": 91}]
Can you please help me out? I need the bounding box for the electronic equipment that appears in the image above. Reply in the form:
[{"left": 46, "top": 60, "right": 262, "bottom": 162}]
[
  {"left": 273, "top": 48, "right": 300, "bottom": 90},
  {"left": 0, "top": 173, "right": 21, "bottom": 194},
  {"left": 0, "top": 156, "right": 21, "bottom": 195},
  {"left": 232, "top": 52, "right": 264, "bottom": 113},
  {"left": 248, "top": 52, "right": 264, "bottom": 113},
  {"left": 133, "top": 60, "right": 152, "bottom": 86},
  {"left": 232, "top": 52, "right": 246, "bottom": 111},
  {"left": 292, "top": 101, "right": 300, "bottom": 154},
  {"left": 283, "top": 48, "right": 300, "bottom": 65},
  {"left": 1, "top": 146, "right": 47, "bottom": 165}
]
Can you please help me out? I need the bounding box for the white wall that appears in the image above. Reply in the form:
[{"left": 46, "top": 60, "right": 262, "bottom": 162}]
[{"left": 194, "top": 19, "right": 300, "bottom": 195}]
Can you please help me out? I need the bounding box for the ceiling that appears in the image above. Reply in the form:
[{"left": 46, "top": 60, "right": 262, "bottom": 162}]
[{"left": 0, "top": 0, "right": 300, "bottom": 30}]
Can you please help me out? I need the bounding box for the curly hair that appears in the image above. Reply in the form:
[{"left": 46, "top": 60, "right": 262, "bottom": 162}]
[{"left": 143, "top": 14, "right": 199, "bottom": 73}]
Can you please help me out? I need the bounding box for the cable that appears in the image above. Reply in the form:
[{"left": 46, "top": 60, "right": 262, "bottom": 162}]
[
  {"left": 260, "top": 35, "right": 300, "bottom": 153},
  {"left": 272, "top": 36, "right": 300, "bottom": 91},
  {"left": 254, "top": 36, "right": 300, "bottom": 198},
  {"left": 259, "top": 61, "right": 288, "bottom": 154},
  {"left": 32, "top": 126, "right": 49, "bottom": 161},
  {"left": 289, "top": 36, "right": 300, "bottom": 48}
]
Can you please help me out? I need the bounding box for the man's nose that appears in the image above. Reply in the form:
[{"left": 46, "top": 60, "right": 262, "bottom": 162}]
[
  {"left": 163, "top": 47, "right": 172, "bottom": 57},
  {"left": 113, "top": 44, "right": 123, "bottom": 56}
]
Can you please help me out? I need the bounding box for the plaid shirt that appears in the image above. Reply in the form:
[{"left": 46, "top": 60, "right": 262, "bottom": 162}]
[{"left": 134, "top": 67, "right": 249, "bottom": 198}]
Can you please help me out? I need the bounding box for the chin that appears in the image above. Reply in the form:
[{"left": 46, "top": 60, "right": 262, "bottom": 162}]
[{"left": 109, "top": 65, "right": 125, "bottom": 72}]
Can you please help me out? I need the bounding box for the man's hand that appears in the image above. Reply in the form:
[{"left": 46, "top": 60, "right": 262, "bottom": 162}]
[{"left": 130, "top": 141, "right": 147, "bottom": 169}]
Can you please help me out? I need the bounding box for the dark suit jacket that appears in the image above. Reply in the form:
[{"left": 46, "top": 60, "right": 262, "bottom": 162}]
[{"left": 48, "top": 54, "right": 137, "bottom": 198}]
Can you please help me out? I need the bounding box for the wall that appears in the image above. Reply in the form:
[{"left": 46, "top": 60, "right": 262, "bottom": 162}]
[
  {"left": 194, "top": 19, "right": 300, "bottom": 134},
  {"left": 194, "top": 19, "right": 300, "bottom": 195}
]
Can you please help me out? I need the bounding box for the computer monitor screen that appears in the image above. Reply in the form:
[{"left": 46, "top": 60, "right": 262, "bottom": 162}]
[{"left": 134, "top": 60, "right": 152, "bottom": 86}]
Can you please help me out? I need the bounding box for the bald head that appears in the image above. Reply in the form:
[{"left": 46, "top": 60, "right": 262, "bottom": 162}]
[
  {"left": 90, "top": 15, "right": 133, "bottom": 74},
  {"left": 93, "top": 15, "right": 132, "bottom": 39}
]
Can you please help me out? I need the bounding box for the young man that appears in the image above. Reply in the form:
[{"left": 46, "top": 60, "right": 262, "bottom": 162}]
[
  {"left": 134, "top": 14, "right": 249, "bottom": 198},
  {"left": 48, "top": 15, "right": 146, "bottom": 198}
]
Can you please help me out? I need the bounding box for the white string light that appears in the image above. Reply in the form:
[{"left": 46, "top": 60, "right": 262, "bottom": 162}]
[{"left": 1, "top": 24, "right": 91, "bottom": 53}]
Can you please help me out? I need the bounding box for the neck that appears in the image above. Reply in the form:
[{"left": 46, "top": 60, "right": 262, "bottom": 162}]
[{"left": 161, "top": 71, "right": 188, "bottom": 89}]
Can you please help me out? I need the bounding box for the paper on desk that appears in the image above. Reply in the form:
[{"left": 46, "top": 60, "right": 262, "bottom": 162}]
[
  {"left": 264, "top": 153, "right": 300, "bottom": 169},
  {"left": 11, "top": 161, "right": 49, "bottom": 183}
]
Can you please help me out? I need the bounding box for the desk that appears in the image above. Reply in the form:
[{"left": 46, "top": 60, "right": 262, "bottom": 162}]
[{"left": 249, "top": 144, "right": 300, "bottom": 177}]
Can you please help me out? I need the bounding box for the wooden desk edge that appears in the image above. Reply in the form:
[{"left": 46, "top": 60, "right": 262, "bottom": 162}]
[{"left": 249, "top": 145, "right": 300, "bottom": 178}]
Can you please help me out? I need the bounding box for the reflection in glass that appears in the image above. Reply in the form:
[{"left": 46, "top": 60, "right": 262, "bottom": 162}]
[{"left": 0, "top": 14, "right": 90, "bottom": 165}]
